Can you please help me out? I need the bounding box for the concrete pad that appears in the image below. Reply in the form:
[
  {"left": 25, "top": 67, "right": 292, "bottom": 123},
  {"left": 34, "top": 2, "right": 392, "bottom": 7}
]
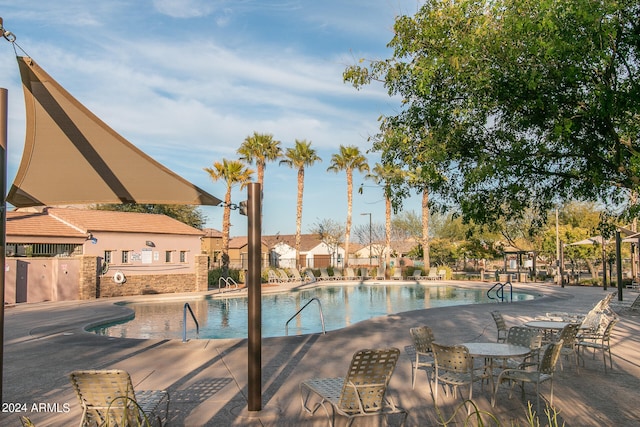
[{"left": 2, "top": 282, "right": 639, "bottom": 426}]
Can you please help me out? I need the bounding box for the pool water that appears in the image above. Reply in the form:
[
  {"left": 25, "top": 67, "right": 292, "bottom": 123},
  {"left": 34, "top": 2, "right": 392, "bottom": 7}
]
[{"left": 89, "top": 283, "right": 535, "bottom": 340}]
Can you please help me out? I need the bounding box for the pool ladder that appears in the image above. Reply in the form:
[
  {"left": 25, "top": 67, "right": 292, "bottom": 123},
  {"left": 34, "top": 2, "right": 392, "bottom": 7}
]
[
  {"left": 182, "top": 302, "right": 200, "bottom": 342},
  {"left": 487, "top": 281, "right": 513, "bottom": 303},
  {"left": 218, "top": 276, "right": 239, "bottom": 292},
  {"left": 285, "top": 297, "right": 326, "bottom": 336}
]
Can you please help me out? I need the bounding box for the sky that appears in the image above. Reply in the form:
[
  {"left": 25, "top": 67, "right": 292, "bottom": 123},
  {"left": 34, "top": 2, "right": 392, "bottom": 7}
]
[{"left": 0, "top": 0, "right": 425, "bottom": 238}]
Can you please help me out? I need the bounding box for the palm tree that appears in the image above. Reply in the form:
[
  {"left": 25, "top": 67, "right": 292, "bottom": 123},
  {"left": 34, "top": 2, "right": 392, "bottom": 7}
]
[
  {"left": 365, "top": 163, "right": 403, "bottom": 278},
  {"left": 237, "top": 132, "right": 282, "bottom": 187},
  {"left": 203, "top": 159, "right": 254, "bottom": 272},
  {"left": 407, "top": 168, "right": 431, "bottom": 269},
  {"left": 327, "top": 145, "right": 369, "bottom": 268},
  {"left": 280, "top": 139, "right": 322, "bottom": 268}
]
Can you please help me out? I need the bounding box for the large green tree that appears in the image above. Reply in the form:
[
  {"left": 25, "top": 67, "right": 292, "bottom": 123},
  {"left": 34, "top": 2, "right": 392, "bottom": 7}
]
[
  {"left": 279, "top": 139, "right": 322, "bottom": 268},
  {"left": 327, "top": 145, "right": 369, "bottom": 267},
  {"left": 345, "top": 0, "right": 640, "bottom": 226}
]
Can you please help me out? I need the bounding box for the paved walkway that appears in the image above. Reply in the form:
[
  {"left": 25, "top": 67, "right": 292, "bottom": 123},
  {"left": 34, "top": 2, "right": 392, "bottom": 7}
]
[{"left": 2, "top": 281, "right": 640, "bottom": 426}]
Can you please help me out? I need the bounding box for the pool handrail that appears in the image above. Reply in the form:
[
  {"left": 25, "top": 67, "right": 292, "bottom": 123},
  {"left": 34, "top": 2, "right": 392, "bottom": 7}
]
[
  {"left": 285, "top": 297, "right": 326, "bottom": 336},
  {"left": 182, "top": 302, "right": 200, "bottom": 342},
  {"left": 218, "top": 276, "right": 239, "bottom": 292},
  {"left": 487, "top": 281, "right": 513, "bottom": 302}
]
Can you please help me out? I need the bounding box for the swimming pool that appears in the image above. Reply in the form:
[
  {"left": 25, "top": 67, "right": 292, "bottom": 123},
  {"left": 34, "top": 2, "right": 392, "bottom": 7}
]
[{"left": 89, "top": 283, "right": 535, "bottom": 340}]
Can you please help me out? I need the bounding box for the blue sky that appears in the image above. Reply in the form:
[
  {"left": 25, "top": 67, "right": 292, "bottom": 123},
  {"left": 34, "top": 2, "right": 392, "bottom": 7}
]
[{"left": 0, "top": 0, "right": 424, "bottom": 237}]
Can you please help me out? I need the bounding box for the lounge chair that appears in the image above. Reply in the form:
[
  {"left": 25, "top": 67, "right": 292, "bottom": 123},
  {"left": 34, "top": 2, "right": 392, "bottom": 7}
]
[
  {"left": 267, "top": 270, "right": 282, "bottom": 284},
  {"left": 344, "top": 268, "right": 357, "bottom": 280},
  {"left": 319, "top": 268, "right": 334, "bottom": 281},
  {"left": 278, "top": 269, "right": 294, "bottom": 283},
  {"left": 426, "top": 267, "right": 439, "bottom": 280},
  {"left": 437, "top": 269, "right": 447, "bottom": 280},
  {"left": 289, "top": 268, "right": 304, "bottom": 283},
  {"left": 332, "top": 269, "right": 344, "bottom": 280},
  {"left": 409, "top": 269, "right": 425, "bottom": 280},
  {"left": 492, "top": 340, "right": 564, "bottom": 414},
  {"left": 359, "top": 268, "right": 371, "bottom": 280},
  {"left": 304, "top": 269, "right": 318, "bottom": 282},
  {"left": 69, "top": 369, "right": 170, "bottom": 427},
  {"left": 391, "top": 269, "right": 403, "bottom": 280},
  {"left": 300, "top": 347, "right": 407, "bottom": 427}
]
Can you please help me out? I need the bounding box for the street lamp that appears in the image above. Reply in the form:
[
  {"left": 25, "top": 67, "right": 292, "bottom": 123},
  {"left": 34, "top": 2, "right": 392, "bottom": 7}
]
[{"left": 361, "top": 212, "right": 372, "bottom": 265}]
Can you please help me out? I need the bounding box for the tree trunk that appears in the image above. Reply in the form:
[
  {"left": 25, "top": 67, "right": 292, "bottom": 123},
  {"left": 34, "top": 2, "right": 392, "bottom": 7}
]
[
  {"left": 422, "top": 188, "right": 430, "bottom": 269},
  {"left": 295, "top": 168, "right": 304, "bottom": 269}
]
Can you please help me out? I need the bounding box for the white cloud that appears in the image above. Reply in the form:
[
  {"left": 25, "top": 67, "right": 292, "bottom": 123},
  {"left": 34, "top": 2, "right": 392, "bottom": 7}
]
[{"left": 152, "top": 0, "right": 217, "bottom": 19}]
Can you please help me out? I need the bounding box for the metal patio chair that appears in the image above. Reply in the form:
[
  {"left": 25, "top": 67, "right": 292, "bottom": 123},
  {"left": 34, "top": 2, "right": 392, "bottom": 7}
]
[
  {"left": 300, "top": 347, "right": 407, "bottom": 427},
  {"left": 69, "top": 369, "right": 169, "bottom": 427},
  {"left": 407, "top": 326, "right": 436, "bottom": 390},
  {"left": 491, "top": 311, "right": 509, "bottom": 343}
]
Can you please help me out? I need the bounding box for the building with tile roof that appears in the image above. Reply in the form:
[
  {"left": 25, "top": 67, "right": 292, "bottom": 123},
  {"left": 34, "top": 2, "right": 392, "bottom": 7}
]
[{"left": 5, "top": 207, "right": 209, "bottom": 304}]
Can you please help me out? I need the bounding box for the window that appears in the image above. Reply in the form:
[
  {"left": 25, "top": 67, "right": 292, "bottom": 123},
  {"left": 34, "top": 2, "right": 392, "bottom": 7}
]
[
  {"left": 180, "top": 251, "right": 187, "bottom": 263},
  {"left": 165, "top": 251, "right": 172, "bottom": 263},
  {"left": 122, "top": 250, "right": 130, "bottom": 264},
  {"left": 104, "top": 250, "right": 112, "bottom": 264}
]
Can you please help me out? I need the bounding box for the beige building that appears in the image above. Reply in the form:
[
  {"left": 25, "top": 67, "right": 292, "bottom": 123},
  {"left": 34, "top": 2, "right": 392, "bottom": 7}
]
[{"left": 6, "top": 207, "right": 209, "bottom": 304}]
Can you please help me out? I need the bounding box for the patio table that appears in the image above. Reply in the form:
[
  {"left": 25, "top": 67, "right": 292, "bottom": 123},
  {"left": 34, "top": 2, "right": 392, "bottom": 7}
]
[{"left": 460, "top": 342, "right": 531, "bottom": 392}]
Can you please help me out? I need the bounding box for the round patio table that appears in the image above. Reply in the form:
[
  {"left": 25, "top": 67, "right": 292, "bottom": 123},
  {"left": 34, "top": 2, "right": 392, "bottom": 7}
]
[
  {"left": 460, "top": 342, "right": 532, "bottom": 392},
  {"left": 524, "top": 320, "right": 578, "bottom": 342}
]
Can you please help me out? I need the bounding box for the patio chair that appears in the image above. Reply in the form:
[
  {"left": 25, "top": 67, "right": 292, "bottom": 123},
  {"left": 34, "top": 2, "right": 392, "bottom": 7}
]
[
  {"left": 629, "top": 293, "right": 640, "bottom": 310},
  {"left": 437, "top": 269, "right": 447, "bottom": 280},
  {"left": 492, "top": 340, "right": 563, "bottom": 414},
  {"left": 300, "top": 347, "right": 407, "bottom": 427},
  {"left": 332, "top": 269, "right": 344, "bottom": 280},
  {"left": 290, "top": 268, "right": 307, "bottom": 283},
  {"left": 503, "top": 326, "right": 542, "bottom": 369},
  {"left": 431, "top": 343, "right": 488, "bottom": 414},
  {"left": 407, "top": 326, "right": 436, "bottom": 390},
  {"left": 576, "top": 317, "right": 618, "bottom": 373},
  {"left": 69, "top": 369, "right": 170, "bottom": 427},
  {"left": 555, "top": 323, "right": 582, "bottom": 372},
  {"left": 490, "top": 311, "right": 509, "bottom": 343}
]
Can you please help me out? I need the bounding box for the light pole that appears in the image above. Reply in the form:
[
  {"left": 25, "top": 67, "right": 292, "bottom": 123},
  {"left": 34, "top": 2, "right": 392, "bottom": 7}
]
[{"left": 361, "top": 213, "right": 372, "bottom": 265}]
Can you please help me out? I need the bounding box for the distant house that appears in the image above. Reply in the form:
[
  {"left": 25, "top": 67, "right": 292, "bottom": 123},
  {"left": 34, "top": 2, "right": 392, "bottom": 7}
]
[
  {"left": 5, "top": 207, "right": 209, "bottom": 303},
  {"left": 227, "top": 236, "right": 269, "bottom": 269},
  {"left": 201, "top": 228, "right": 223, "bottom": 264},
  {"left": 263, "top": 234, "right": 345, "bottom": 269}
]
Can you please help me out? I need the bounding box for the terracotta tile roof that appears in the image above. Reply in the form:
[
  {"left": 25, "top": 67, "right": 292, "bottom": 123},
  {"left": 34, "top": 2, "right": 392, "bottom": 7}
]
[
  {"left": 229, "top": 236, "right": 267, "bottom": 249},
  {"left": 47, "top": 207, "right": 204, "bottom": 235},
  {"left": 7, "top": 211, "right": 87, "bottom": 238},
  {"left": 203, "top": 228, "right": 222, "bottom": 237},
  {"left": 262, "top": 234, "right": 325, "bottom": 251}
]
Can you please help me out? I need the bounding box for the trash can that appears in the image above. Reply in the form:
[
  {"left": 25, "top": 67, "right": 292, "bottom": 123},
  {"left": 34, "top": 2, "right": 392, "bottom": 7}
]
[
  {"left": 498, "top": 274, "right": 510, "bottom": 283},
  {"left": 519, "top": 273, "right": 528, "bottom": 282}
]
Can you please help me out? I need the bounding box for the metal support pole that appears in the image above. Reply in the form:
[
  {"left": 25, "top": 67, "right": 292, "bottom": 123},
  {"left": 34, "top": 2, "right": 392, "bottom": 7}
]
[
  {"left": 616, "top": 231, "right": 623, "bottom": 301},
  {"left": 247, "top": 182, "right": 262, "bottom": 411},
  {"left": 0, "top": 88, "right": 7, "bottom": 402}
]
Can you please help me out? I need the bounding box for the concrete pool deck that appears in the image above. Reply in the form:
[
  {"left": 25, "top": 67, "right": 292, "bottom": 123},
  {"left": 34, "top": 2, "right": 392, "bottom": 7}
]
[{"left": 2, "top": 281, "right": 640, "bottom": 426}]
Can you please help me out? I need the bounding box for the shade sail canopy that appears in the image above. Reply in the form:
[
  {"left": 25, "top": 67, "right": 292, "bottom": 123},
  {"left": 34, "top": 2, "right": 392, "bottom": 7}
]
[
  {"left": 7, "top": 56, "right": 221, "bottom": 207},
  {"left": 567, "top": 236, "right": 607, "bottom": 246}
]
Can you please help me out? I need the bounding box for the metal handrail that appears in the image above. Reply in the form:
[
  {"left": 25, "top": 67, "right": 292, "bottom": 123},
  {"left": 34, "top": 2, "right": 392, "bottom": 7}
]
[
  {"left": 218, "top": 276, "right": 239, "bottom": 292},
  {"left": 487, "top": 281, "right": 513, "bottom": 302},
  {"left": 182, "top": 302, "right": 200, "bottom": 342},
  {"left": 285, "top": 297, "right": 326, "bottom": 336}
]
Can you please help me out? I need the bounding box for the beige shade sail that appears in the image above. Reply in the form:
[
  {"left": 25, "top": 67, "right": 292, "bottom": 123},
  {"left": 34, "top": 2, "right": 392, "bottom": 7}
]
[{"left": 7, "top": 56, "right": 221, "bottom": 207}]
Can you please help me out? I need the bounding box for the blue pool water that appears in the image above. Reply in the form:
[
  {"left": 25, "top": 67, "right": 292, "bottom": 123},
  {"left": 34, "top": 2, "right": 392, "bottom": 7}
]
[{"left": 89, "top": 283, "right": 535, "bottom": 340}]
